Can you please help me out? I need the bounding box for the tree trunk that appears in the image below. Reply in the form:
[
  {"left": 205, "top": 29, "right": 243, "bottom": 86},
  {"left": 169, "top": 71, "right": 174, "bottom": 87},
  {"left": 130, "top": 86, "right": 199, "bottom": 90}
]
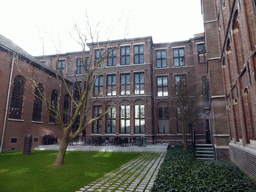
[
  {"left": 53, "top": 131, "right": 69, "bottom": 167},
  {"left": 182, "top": 114, "right": 187, "bottom": 151}
]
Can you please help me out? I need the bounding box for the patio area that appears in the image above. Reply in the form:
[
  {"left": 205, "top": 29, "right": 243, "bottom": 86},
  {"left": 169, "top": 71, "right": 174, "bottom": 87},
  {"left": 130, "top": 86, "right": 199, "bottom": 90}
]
[{"left": 34, "top": 143, "right": 168, "bottom": 153}]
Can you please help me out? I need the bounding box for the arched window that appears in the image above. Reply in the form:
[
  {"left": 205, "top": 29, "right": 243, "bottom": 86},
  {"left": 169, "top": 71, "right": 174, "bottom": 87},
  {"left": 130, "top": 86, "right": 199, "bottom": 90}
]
[
  {"left": 232, "top": 11, "right": 245, "bottom": 72},
  {"left": 63, "top": 94, "right": 70, "bottom": 124},
  {"left": 158, "top": 102, "right": 169, "bottom": 133},
  {"left": 32, "top": 83, "right": 44, "bottom": 121},
  {"left": 49, "top": 90, "right": 58, "bottom": 123},
  {"left": 9, "top": 76, "right": 25, "bottom": 119}
]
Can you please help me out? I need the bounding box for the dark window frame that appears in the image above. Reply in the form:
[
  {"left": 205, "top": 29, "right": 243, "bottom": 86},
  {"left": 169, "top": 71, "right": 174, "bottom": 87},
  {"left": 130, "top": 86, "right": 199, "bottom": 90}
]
[
  {"left": 173, "top": 48, "right": 185, "bottom": 67},
  {"left": 158, "top": 106, "right": 169, "bottom": 134},
  {"left": 134, "top": 45, "right": 144, "bottom": 64},
  {"left": 175, "top": 74, "right": 186, "bottom": 94},
  {"left": 120, "top": 73, "right": 130, "bottom": 95},
  {"left": 92, "top": 105, "right": 102, "bottom": 133},
  {"left": 106, "top": 106, "right": 116, "bottom": 134},
  {"left": 157, "top": 76, "right": 168, "bottom": 97},
  {"left": 107, "top": 48, "right": 117, "bottom": 66},
  {"left": 156, "top": 50, "right": 167, "bottom": 68},
  {"left": 9, "top": 76, "right": 25, "bottom": 119},
  {"left": 197, "top": 43, "right": 206, "bottom": 63},
  {"left": 134, "top": 104, "right": 145, "bottom": 134},
  {"left": 94, "top": 75, "right": 103, "bottom": 97},
  {"left": 120, "top": 46, "right": 130, "bottom": 65},
  {"left": 95, "top": 49, "right": 104, "bottom": 67},
  {"left": 56, "top": 60, "right": 65, "bottom": 74},
  {"left": 107, "top": 74, "right": 116, "bottom": 96},
  {"left": 76, "top": 58, "right": 83, "bottom": 74},
  {"left": 120, "top": 105, "right": 130, "bottom": 134},
  {"left": 134, "top": 72, "right": 145, "bottom": 95},
  {"left": 74, "top": 82, "right": 81, "bottom": 101},
  {"left": 49, "top": 90, "right": 58, "bottom": 123},
  {"left": 63, "top": 94, "right": 70, "bottom": 125},
  {"left": 32, "top": 83, "right": 44, "bottom": 122}
]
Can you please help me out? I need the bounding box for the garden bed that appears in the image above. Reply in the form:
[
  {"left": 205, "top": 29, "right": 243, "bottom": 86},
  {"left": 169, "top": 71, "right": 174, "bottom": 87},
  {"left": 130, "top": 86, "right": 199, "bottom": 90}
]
[{"left": 152, "top": 146, "right": 256, "bottom": 191}]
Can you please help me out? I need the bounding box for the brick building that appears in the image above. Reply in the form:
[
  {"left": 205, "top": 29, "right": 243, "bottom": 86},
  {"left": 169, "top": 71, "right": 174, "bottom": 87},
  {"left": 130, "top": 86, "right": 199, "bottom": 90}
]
[
  {"left": 201, "top": 0, "right": 256, "bottom": 179},
  {"left": 37, "top": 35, "right": 209, "bottom": 146},
  {"left": 0, "top": 35, "right": 68, "bottom": 152}
]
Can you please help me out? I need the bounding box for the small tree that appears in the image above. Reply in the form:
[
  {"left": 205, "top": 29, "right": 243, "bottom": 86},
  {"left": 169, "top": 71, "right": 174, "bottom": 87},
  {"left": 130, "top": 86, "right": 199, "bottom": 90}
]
[
  {"left": 18, "top": 26, "right": 123, "bottom": 167},
  {"left": 171, "top": 75, "right": 201, "bottom": 151}
]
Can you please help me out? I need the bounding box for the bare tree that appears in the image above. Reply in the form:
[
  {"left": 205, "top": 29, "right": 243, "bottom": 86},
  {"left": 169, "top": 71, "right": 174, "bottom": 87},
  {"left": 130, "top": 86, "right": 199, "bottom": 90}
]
[
  {"left": 171, "top": 75, "right": 202, "bottom": 151},
  {"left": 17, "top": 26, "right": 124, "bottom": 166}
]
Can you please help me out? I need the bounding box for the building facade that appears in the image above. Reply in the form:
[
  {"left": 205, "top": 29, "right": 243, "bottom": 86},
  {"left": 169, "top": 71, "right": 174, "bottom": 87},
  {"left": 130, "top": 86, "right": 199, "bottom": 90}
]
[
  {"left": 201, "top": 0, "right": 256, "bottom": 179},
  {"left": 37, "top": 35, "right": 209, "bottom": 146},
  {"left": 0, "top": 35, "right": 68, "bottom": 152}
]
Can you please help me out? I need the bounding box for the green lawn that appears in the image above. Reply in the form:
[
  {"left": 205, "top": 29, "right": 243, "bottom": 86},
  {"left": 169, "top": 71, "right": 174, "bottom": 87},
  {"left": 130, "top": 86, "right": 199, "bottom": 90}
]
[
  {"left": 0, "top": 150, "right": 141, "bottom": 192},
  {"left": 152, "top": 147, "right": 256, "bottom": 192}
]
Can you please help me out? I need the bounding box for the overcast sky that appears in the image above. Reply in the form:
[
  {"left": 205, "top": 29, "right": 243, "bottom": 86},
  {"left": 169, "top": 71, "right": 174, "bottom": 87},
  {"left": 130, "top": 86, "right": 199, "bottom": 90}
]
[{"left": 1, "top": 0, "right": 204, "bottom": 56}]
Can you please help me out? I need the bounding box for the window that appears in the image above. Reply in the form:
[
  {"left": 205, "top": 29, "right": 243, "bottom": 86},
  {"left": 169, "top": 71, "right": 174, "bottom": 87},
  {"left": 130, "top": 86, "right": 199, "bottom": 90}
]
[
  {"left": 135, "top": 104, "right": 145, "bottom": 134},
  {"left": 34, "top": 138, "right": 38, "bottom": 142},
  {"left": 121, "top": 74, "right": 130, "bottom": 95},
  {"left": 121, "top": 46, "right": 130, "bottom": 65},
  {"left": 11, "top": 138, "right": 17, "bottom": 143},
  {"left": 177, "top": 107, "right": 189, "bottom": 133},
  {"left": 158, "top": 105, "right": 169, "bottom": 133},
  {"left": 95, "top": 49, "right": 104, "bottom": 67},
  {"left": 74, "top": 82, "right": 81, "bottom": 101},
  {"left": 32, "top": 83, "right": 44, "bottom": 122},
  {"left": 157, "top": 76, "right": 168, "bottom": 96},
  {"left": 120, "top": 105, "right": 130, "bottom": 134},
  {"left": 175, "top": 75, "right": 186, "bottom": 94},
  {"left": 134, "top": 45, "right": 144, "bottom": 64},
  {"left": 107, "top": 48, "right": 117, "bottom": 66},
  {"left": 76, "top": 58, "right": 83, "bottom": 74},
  {"left": 49, "top": 90, "right": 58, "bottom": 123},
  {"left": 63, "top": 94, "right": 70, "bottom": 124},
  {"left": 94, "top": 75, "right": 103, "bottom": 97},
  {"left": 56, "top": 60, "right": 65, "bottom": 74},
  {"left": 92, "top": 106, "right": 102, "bottom": 133},
  {"left": 156, "top": 50, "right": 167, "bottom": 68},
  {"left": 9, "top": 76, "right": 25, "bottom": 119},
  {"left": 202, "top": 77, "right": 210, "bottom": 107},
  {"left": 173, "top": 48, "right": 185, "bottom": 67},
  {"left": 107, "top": 74, "right": 116, "bottom": 96},
  {"left": 197, "top": 44, "right": 206, "bottom": 63},
  {"left": 72, "top": 108, "right": 80, "bottom": 142},
  {"left": 86, "top": 57, "right": 89, "bottom": 70},
  {"left": 106, "top": 106, "right": 116, "bottom": 134},
  {"left": 134, "top": 72, "right": 144, "bottom": 95}
]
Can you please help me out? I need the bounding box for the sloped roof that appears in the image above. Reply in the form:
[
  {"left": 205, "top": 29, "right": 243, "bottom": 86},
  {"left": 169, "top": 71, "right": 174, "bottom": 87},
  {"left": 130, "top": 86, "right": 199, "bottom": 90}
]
[{"left": 0, "top": 34, "right": 56, "bottom": 75}]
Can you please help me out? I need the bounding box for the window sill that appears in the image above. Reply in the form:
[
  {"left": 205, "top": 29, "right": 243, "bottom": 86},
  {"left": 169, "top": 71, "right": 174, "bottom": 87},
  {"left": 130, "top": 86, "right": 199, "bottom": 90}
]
[
  {"left": 32, "top": 121, "right": 44, "bottom": 124},
  {"left": 8, "top": 118, "right": 24, "bottom": 122},
  {"left": 49, "top": 122, "right": 59, "bottom": 125}
]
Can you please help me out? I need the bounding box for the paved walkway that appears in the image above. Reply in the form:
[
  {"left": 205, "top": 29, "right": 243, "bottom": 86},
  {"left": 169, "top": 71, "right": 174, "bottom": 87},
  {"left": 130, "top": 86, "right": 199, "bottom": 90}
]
[
  {"left": 35, "top": 144, "right": 167, "bottom": 192},
  {"left": 76, "top": 152, "right": 166, "bottom": 192}
]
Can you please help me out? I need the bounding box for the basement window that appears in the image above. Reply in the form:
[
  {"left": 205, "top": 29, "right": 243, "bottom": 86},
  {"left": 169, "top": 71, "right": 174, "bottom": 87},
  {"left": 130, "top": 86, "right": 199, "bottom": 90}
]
[{"left": 11, "top": 138, "right": 17, "bottom": 143}]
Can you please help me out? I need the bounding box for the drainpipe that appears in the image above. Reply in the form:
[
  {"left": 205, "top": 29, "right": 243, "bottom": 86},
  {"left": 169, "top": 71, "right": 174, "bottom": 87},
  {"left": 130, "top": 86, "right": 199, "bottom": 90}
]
[
  {"left": 152, "top": 45, "right": 157, "bottom": 144},
  {"left": 0, "top": 56, "right": 16, "bottom": 153}
]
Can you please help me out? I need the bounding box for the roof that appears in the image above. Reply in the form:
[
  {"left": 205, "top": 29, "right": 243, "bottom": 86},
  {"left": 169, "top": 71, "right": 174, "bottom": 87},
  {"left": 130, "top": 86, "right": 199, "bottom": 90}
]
[
  {"left": 0, "top": 34, "right": 66, "bottom": 78},
  {"left": 87, "top": 36, "right": 153, "bottom": 46}
]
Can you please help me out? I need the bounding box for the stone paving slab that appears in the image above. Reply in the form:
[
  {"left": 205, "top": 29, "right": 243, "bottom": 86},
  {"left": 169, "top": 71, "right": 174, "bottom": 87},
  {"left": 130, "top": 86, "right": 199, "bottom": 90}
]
[{"left": 75, "top": 152, "right": 166, "bottom": 192}]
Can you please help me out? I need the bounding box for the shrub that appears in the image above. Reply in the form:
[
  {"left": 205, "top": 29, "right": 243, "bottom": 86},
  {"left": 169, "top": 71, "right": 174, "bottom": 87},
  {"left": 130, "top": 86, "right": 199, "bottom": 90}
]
[{"left": 152, "top": 147, "right": 256, "bottom": 192}]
